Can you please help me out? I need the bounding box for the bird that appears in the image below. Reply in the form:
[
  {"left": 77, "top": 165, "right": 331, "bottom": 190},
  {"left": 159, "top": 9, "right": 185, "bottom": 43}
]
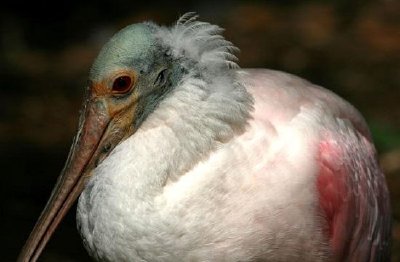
[{"left": 18, "top": 13, "right": 391, "bottom": 262}]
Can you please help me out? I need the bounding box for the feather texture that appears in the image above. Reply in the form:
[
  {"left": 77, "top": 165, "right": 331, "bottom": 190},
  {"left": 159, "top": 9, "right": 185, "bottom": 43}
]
[{"left": 158, "top": 13, "right": 239, "bottom": 72}]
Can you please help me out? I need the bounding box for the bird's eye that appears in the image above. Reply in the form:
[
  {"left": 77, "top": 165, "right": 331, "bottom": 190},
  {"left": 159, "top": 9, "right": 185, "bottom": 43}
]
[{"left": 112, "top": 76, "right": 133, "bottom": 94}]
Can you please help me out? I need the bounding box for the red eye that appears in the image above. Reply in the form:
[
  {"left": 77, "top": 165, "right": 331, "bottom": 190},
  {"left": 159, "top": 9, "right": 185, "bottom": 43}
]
[{"left": 112, "top": 76, "right": 133, "bottom": 93}]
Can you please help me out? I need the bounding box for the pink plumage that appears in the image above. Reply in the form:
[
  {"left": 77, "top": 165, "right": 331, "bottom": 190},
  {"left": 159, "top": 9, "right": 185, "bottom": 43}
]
[{"left": 245, "top": 69, "right": 391, "bottom": 261}]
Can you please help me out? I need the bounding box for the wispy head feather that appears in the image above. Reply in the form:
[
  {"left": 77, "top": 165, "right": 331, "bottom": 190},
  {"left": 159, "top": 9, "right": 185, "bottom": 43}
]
[
  {"left": 158, "top": 13, "right": 240, "bottom": 73},
  {"left": 176, "top": 12, "right": 200, "bottom": 25}
]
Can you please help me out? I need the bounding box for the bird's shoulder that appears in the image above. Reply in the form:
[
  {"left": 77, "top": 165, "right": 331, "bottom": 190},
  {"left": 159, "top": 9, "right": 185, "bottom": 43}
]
[
  {"left": 237, "top": 68, "right": 390, "bottom": 261},
  {"left": 239, "top": 68, "right": 370, "bottom": 138}
]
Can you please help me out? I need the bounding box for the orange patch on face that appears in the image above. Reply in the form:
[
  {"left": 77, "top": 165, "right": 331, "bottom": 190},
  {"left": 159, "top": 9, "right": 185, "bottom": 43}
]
[{"left": 90, "top": 81, "right": 109, "bottom": 96}]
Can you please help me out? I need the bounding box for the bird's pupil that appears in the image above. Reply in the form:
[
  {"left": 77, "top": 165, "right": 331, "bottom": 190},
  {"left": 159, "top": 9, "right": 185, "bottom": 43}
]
[{"left": 113, "top": 76, "right": 132, "bottom": 92}]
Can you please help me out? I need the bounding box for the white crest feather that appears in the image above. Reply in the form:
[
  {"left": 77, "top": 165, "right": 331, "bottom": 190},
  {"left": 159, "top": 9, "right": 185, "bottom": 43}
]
[
  {"left": 158, "top": 13, "right": 240, "bottom": 71},
  {"left": 176, "top": 12, "right": 199, "bottom": 25}
]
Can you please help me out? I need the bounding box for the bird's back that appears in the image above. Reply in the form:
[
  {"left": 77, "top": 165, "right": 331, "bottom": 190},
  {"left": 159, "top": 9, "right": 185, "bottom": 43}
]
[{"left": 238, "top": 69, "right": 391, "bottom": 261}]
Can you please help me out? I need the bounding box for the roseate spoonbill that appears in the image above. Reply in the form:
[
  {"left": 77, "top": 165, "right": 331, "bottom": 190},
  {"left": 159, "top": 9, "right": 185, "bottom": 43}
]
[{"left": 18, "top": 13, "right": 391, "bottom": 262}]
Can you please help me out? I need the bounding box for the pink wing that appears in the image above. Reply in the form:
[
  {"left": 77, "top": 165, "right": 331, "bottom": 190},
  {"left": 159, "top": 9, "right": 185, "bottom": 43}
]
[
  {"left": 243, "top": 69, "right": 391, "bottom": 261},
  {"left": 317, "top": 124, "right": 391, "bottom": 261}
]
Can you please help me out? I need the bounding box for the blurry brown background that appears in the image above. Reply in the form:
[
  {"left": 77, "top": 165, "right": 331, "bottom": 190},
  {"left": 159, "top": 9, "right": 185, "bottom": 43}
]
[{"left": 1, "top": 0, "right": 399, "bottom": 261}]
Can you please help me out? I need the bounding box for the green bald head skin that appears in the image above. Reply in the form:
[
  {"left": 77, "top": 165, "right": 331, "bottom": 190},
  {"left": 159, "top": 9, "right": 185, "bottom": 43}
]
[{"left": 90, "top": 24, "right": 160, "bottom": 82}]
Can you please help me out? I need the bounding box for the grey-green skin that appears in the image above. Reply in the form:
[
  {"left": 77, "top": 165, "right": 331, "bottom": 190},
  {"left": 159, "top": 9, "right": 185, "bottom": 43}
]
[{"left": 90, "top": 23, "right": 188, "bottom": 130}]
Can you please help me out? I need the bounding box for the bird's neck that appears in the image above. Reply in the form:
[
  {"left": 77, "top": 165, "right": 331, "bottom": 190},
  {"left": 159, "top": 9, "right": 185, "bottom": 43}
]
[{"left": 86, "top": 73, "right": 253, "bottom": 200}]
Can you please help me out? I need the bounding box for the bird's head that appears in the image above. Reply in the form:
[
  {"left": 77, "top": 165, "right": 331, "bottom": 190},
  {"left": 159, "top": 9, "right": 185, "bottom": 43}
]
[{"left": 18, "top": 13, "right": 242, "bottom": 262}]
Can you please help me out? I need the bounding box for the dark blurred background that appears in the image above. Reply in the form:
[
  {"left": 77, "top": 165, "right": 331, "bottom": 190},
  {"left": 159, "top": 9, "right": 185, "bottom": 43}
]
[{"left": 1, "top": 0, "right": 399, "bottom": 261}]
